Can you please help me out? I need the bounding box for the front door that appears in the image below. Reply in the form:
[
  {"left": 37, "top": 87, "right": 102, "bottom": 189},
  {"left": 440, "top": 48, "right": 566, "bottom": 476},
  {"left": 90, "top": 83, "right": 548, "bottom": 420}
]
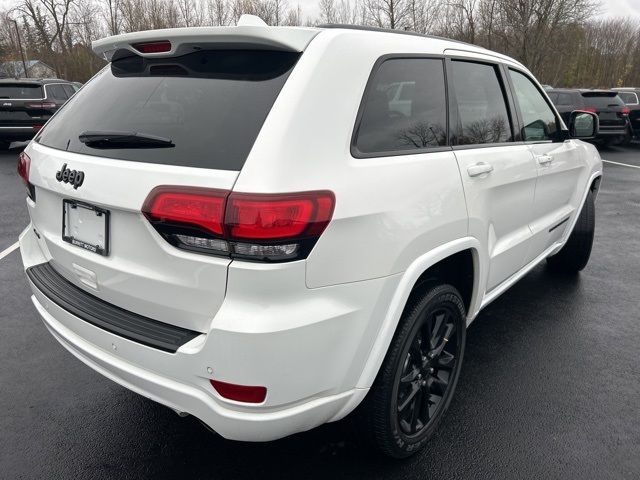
[
  {"left": 506, "top": 68, "right": 586, "bottom": 263},
  {"left": 449, "top": 60, "right": 538, "bottom": 292}
]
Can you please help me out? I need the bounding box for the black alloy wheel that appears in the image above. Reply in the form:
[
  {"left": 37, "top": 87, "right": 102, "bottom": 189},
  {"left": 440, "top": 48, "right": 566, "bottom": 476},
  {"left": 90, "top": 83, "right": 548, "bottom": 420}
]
[
  {"left": 356, "top": 284, "right": 466, "bottom": 458},
  {"left": 395, "top": 304, "right": 461, "bottom": 437}
]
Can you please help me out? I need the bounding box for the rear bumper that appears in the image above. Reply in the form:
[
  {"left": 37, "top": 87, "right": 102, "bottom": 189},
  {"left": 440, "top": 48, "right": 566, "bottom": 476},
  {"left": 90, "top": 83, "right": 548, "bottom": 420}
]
[
  {"left": 0, "top": 126, "right": 38, "bottom": 142},
  {"left": 597, "top": 125, "right": 627, "bottom": 137},
  {"left": 20, "top": 224, "right": 398, "bottom": 441}
]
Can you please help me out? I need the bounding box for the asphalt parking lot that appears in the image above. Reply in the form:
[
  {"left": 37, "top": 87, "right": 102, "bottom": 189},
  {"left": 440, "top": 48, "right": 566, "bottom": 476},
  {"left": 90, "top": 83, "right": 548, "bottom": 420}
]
[{"left": 1, "top": 144, "right": 639, "bottom": 479}]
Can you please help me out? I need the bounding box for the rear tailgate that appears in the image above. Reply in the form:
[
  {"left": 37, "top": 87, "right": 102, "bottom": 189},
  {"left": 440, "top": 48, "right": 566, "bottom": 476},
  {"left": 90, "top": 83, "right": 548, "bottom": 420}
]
[
  {"left": 27, "top": 143, "right": 236, "bottom": 333},
  {"left": 25, "top": 44, "right": 303, "bottom": 334},
  {"left": 581, "top": 91, "right": 627, "bottom": 127},
  {"left": 0, "top": 83, "right": 46, "bottom": 128}
]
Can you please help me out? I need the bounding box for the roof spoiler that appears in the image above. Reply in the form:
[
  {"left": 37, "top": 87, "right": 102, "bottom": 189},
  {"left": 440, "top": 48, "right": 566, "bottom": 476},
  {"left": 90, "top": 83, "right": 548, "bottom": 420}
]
[{"left": 92, "top": 22, "right": 319, "bottom": 61}]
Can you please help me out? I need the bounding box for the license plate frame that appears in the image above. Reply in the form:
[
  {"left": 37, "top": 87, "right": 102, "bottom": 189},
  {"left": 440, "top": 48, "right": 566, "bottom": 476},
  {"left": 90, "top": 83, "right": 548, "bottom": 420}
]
[{"left": 62, "top": 199, "right": 110, "bottom": 256}]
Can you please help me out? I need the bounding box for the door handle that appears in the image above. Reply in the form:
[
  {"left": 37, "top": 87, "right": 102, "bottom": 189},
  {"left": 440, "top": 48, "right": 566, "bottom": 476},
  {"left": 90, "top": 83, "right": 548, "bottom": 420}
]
[
  {"left": 467, "top": 162, "right": 494, "bottom": 177},
  {"left": 537, "top": 154, "right": 553, "bottom": 165}
]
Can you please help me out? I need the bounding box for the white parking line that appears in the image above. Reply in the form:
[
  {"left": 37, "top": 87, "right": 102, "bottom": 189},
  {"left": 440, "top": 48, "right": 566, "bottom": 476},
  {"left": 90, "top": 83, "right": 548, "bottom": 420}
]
[
  {"left": 602, "top": 159, "right": 640, "bottom": 170},
  {"left": 0, "top": 241, "right": 19, "bottom": 261}
]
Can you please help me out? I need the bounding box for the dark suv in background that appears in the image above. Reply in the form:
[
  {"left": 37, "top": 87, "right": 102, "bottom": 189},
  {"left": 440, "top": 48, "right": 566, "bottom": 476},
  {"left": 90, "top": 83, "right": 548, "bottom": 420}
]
[
  {"left": 0, "top": 78, "right": 78, "bottom": 149},
  {"left": 613, "top": 87, "right": 640, "bottom": 140},
  {"left": 548, "top": 89, "right": 629, "bottom": 145}
]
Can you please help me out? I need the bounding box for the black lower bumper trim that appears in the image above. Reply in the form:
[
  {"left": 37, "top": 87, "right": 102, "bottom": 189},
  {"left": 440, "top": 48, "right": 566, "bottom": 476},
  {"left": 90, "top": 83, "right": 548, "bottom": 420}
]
[{"left": 26, "top": 262, "right": 200, "bottom": 353}]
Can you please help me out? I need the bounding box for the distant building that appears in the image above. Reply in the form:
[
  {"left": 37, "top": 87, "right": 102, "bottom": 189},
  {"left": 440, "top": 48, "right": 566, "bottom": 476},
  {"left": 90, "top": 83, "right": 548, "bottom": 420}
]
[{"left": 0, "top": 60, "right": 56, "bottom": 79}]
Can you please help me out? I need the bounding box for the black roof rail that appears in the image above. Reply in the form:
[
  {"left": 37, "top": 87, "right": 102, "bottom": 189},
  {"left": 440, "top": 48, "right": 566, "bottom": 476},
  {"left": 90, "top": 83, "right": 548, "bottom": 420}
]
[{"left": 317, "top": 23, "right": 485, "bottom": 50}]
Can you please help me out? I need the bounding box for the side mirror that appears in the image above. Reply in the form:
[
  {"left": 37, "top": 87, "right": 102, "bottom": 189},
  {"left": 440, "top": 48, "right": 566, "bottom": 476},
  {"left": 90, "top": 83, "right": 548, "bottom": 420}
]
[{"left": 569, "top": 110, "right": 598, "bottom": 139}]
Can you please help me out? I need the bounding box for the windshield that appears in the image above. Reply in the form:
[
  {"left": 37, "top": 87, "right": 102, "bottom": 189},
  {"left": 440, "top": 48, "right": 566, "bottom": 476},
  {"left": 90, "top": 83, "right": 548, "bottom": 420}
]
[{"left": 36, "top": 49, "right": 300, "bottom": 171}]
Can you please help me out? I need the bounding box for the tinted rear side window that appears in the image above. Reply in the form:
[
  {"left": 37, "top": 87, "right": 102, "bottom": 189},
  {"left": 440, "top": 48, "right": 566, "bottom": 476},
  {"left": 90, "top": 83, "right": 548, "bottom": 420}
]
[
  {"left": 618, "top": 92, "right": 639, "bottom": 105},
  {"left": 0, "top": 84, "right": 44, "bottom": 99},
  {"left": 450, "top": 61, "right": 513, "bottom": 145},
  {"left": 37, "top": 50, "right": 300, "bottom": 171},
  {"left": 46, "top": 84, "right": 68, "bottom": 100},
  {"left": 62, "top": 84, "right": 76, "bottom": 98},
  {"left": 355, "top": 58, "right": 447, "bottom": 155}
]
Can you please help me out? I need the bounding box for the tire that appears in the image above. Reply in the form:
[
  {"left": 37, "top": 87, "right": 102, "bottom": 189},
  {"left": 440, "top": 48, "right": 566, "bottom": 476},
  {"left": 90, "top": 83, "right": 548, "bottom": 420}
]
[
  {"left": 546, "top": 190, "right": 595, "bottom": 273},
  {"left": 355, "top": 284, "right": 466, "bottom": 458}
]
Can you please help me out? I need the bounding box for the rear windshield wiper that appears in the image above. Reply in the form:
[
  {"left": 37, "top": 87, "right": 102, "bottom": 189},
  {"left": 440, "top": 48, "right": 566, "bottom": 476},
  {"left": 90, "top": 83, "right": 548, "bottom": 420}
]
[{"left": 78, "top": 131, "right": 174, "bottom": 149}]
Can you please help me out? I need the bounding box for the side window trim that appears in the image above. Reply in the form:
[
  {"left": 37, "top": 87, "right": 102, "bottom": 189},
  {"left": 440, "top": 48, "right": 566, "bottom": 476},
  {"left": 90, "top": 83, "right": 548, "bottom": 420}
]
[
  {"left": 350, "top": 53, "right": 452, "bottom": 159},
  {"left": 503, "top": 67, "right": 564, "bottom": 143},
  {"left": 44, "top": 83, "right": 69, "bottom": 101},
  {"left": 445, "top": 57, "right": 518, "bottom": 148}
]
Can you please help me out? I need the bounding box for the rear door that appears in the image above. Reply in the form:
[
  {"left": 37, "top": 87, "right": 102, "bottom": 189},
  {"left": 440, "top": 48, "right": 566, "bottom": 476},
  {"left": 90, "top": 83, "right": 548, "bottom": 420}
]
[
  {"left": 449, "top": 59, "right": 538, "bottom": 292},
  {"left": 27, "top": 48, "right": 299, "bottom": 333},
  {"left": 0, "top": 82, "right": 46, "bottom": 130},
  {"left": 506, "top": 68, "right": 586, "bottom": 261}
]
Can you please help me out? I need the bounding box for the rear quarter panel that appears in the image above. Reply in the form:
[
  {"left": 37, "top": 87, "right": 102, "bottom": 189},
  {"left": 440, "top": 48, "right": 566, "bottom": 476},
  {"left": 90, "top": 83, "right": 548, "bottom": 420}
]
[{"left": 234, "top": 30, "right": 468, "bottom": 288}]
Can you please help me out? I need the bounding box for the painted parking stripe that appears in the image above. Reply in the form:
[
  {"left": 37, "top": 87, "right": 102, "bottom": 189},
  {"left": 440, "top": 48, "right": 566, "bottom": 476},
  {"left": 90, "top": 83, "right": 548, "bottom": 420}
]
[
  {"left": 602, "top": 159, "right": 640, "bottom": 170},
  {"left": 0, "top": 241, "right": 19, "bottom": 261}
]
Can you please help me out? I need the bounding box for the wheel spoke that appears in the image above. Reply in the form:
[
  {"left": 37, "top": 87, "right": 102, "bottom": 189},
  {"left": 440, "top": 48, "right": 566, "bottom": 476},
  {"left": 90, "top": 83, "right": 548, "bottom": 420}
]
[
  {"left": 409, "top": 388, "right": 423, "bottom": 433},
  {"left": 400, "top": 366, "right": 420, "bottom": 383},
  {"left": 428, "top": 322, "right": 455, "bottom": 359},
  {"left": 437, "top": 350, "right": 456, "bottom": 370},
  {"left": 398, "top": 383, "right": 420, "bottom": 412},
  {"left": 428, "top": 373, "right": 449, "bottom": 397},
  {"left": 430, "top": 312, "right": 446, "bottom": 348}
]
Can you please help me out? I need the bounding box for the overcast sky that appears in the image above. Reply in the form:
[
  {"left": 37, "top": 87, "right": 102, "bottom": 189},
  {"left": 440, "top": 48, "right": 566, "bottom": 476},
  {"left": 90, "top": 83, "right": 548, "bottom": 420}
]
[{"left": 0, "top": 0, "right": 638, "bottom": 24}]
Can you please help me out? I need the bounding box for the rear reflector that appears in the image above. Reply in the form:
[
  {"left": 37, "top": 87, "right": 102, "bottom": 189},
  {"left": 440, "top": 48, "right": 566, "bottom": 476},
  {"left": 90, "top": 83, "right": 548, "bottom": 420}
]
[
  {"left": 210, "top": 380, "right": 267, "bottom": 403},
  {"left": 132, "top": 40, "right": 171, "bottom": 53},
  {"left": 142, "top": 187, "right": 335, "bottom": 262}
]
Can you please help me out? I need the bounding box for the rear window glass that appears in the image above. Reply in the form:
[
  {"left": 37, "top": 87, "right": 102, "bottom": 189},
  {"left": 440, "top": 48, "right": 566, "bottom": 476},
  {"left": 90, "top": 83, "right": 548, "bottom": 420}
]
[
  {"left": 581, "top": 93, "right": 624, "bottom": 108},
  {"left": 355, "top": 58, "right": 447, "bottom": 155},
  {"left": 618, "top": 92, "right": 639, "bottom": 105},
  {"left": 37, "top": 50, "right": 300, "bottom": 171},
  {"left": 0, "top": 84, "right": 44, "bottom": 99}
]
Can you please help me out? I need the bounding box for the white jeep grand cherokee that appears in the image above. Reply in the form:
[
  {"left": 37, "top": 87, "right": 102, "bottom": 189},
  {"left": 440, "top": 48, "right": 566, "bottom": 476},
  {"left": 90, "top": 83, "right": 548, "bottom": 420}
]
[{"left": 18, "top": 18, "right": 602, "bottom": 458}]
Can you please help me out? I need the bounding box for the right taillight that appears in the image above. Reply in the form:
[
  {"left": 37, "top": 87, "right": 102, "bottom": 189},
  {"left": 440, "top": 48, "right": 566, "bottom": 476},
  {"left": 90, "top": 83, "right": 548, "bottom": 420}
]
[
  {"left": 583, "top": 106, "right": 597, "bottom": 113},
  {"left": 17, "top": 151, "right": 35, "bottom": 201},
  {"left": 142, "top": 187, "right": 335, "bottom": 262}
]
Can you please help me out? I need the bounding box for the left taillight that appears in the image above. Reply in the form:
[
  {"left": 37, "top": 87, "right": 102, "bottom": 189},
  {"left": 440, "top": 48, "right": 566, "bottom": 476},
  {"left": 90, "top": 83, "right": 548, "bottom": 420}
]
[
  {"left": 142, "top": 187, "right": 335, "bottom": 262},
  {"left": 17, "top": 151, "right": 35, "bottom": 201}
]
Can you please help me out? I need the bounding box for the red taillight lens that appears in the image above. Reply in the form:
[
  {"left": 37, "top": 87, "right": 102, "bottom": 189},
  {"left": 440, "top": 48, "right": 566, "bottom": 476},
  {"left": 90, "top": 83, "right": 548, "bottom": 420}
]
[
  {"left": 132, "top": 40, "right": 171, "bottom": 53},
  {"left": 142, "top": 186, "right": 227, "bottom": 235},
  {"left": 226, "top": 191, "right": 335, "bottom": 240},
  {"left": 210, "top": 380, "right": 267, "bottom": 404},
  {"left": 17, "top": 151, "right": 30, "bottom": 184},
  {"left": 583, "top": 107, "right": 597, "bottom": 113},
  {"left": 621, "top": 107, "right": 630, "bottom": 116},
  {"left": 32, "top": 124, "right": 44, "bottom": 130},
  {"left": 17, "top": 151, "right": 35, "bottom": 200},
  {"left": 141, "top": 187, "right": 335, "bottom": 262}
]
